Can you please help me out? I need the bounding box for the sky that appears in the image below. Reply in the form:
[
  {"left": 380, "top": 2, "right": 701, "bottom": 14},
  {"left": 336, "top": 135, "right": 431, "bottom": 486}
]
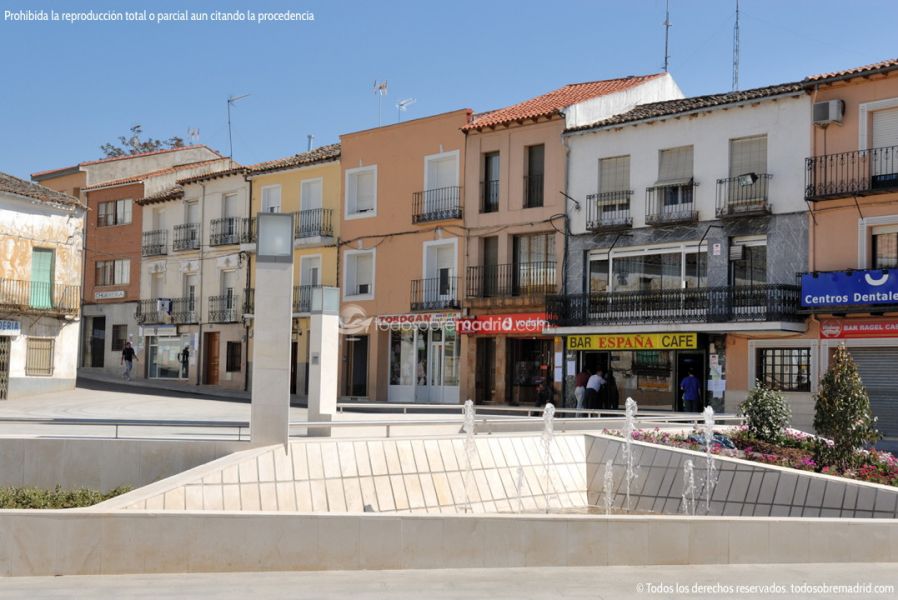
[{"left": 2, "top": 0, "right": 898, "bottom": 179}]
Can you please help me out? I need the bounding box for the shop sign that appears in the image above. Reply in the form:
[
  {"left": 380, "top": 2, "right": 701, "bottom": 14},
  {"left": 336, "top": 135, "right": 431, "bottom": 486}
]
[
  {"left": 456, "top": 313, "right": 547, "bottom": 335},
  {"left": 139, "top": 325, "right": 178, "bottom": 337},
  {"left": 375, "top": 313, "right": 460, "bottom": 331},
  {"left": 801, "top": 268, "right": 898, "bottom": 308},
  {"left": 566, "top": 333, "right": 698, "bottom": 351},
  {"left": 95, "top": 290, "right": 125, "bottom": 300},
  {"left": 0, "top": 320, "right": 21, "bottom": 336},
  {"left": 819, "top": 319, "right": 898, "bottom": 339}
]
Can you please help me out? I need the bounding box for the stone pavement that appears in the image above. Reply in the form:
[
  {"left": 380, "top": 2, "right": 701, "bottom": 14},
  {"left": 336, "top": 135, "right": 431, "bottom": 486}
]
[{"left": 1, "top": 564, "right": 896, "bottom": 599}]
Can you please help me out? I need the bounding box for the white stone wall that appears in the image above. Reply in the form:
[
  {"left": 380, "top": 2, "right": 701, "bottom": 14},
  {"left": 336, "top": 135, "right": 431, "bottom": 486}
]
[
  {"left": 85, "top": 147, "right": 223, "bottom": 187},
  {"left": 565, "top": 73, "right": 684, "bottom": 129}
]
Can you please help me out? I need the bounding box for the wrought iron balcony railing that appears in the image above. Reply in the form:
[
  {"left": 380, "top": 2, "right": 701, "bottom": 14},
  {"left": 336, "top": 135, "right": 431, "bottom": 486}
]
[
  {"left": 805, "top": 145, "right": 898, "bottom": 201},
  {"left": 135, "top": 298, "right": 199, "bottom": 325},
  {"left": 141, "top": 230, "right": 167, "bottom": 256},
  {"left": 208, "top": 294, "right": 242, "bottom": 323},
  {"left": 546, "top": 284, "right": 802, "bottom": 327},
  {"left": 466, "top": 261, "right": 556, "bottom": 299},
  {"left": 716, "top": 173, "right": 772, "bottom": 218},
  {"left": 645, "top": 182, "right": 699, "bottom": 226},
  {"left": 172, "top": 223, "right": 201, "bottom": 251},
  {"left": 412, "top": 186, "right": 463, "bottom": 223},
  {"left": 0, "top": 279, "right": 79, "bottom": 316},
  {"left": 524, "top": 174, "right": 544, "bottom": 208},
  {"left": 480, "top": 180, "right": 499, "bottom": 213},
  {"left": 210, "top": 217, "right": 255, "bottom": 246},
  {"left": 294, "top": 208, "right": 334, "bottom": 239},
  {"left": 410, "top": 276, "right": 460, "bottom": 310},
  {"left": 586, "top": 191, "right": 633, "bottom": 231}
]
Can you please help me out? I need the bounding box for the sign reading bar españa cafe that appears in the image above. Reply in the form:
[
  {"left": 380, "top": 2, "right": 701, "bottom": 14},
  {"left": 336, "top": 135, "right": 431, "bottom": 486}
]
[{"left": 566, "top": 333, "right": 698, "bottom": 351}]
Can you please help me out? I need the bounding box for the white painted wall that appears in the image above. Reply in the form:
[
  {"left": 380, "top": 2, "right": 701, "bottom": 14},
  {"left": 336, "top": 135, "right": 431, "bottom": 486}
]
[
  {"left": 565, "top": 73, "right": 684, "bottom": 129},
  {"left": 85, "top": 147, "right": 223, "bottom": 187},
  {"left": 566, "top": 93, "right": 812, "bottom": 234}
]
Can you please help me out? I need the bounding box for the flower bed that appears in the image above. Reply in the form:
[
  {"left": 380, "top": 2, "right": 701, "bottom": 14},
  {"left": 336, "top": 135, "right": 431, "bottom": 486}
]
[
  {"left": 605, "top": 426, "right": 898, "bottom": 488},
  {"left": 0, "top": 485, "right": 131, "bottom": 509}
]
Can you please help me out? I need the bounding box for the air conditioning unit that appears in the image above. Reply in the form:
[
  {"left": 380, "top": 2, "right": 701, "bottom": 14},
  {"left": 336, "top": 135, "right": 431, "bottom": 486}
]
[{"left": 813, "top": 100, "right": 844, "bottom": 126}]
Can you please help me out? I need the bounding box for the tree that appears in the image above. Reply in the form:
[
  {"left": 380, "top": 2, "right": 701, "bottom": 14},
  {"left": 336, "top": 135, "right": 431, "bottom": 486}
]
[
  {"left": 740, "top": 381, "right": 791, "bottom": 443},
  {"left": 99, "top": 125, "right": 184, "bottom": 158},
  {"left": 813, "top": 345, "right": 879, "bottom": 470}
]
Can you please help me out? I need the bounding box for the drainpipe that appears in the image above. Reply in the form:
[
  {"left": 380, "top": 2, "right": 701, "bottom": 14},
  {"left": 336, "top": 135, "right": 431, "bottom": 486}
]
[
  {"left": 243, "top": 175, "right": 252, "bottom": 392},
  {"left": 196, "top": 182, "right": 206, "bottom": 386}
]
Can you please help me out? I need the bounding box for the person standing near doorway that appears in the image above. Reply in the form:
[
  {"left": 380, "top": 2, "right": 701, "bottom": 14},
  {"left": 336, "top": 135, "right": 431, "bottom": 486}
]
[
  {"left": 179, "top": 346, "right": 190, "bottom": 379},
  {"left": 680, "top": 369, "right": 702, "bottom": 412},
  {"left": 574, "top": 368, "right": 589, "bottom": 414},
  {"left": 121, "top": 341, "right": 137, "bottom": 381},
  {"left": 586, "top": 369, "right": 605, "bottom": 413}
]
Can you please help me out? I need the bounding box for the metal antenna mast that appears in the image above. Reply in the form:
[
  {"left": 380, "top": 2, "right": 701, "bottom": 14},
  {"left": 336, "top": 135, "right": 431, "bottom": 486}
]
[
  {"left": 663, "top": 0, "right": 670, "bottom": 73},
  {"left": 732, "top": 0, "right": 740, "bottom": 91},
  {"left": 307, "top": 134, "right": 315, "bottom": 152},
  {"left": 227, "top": 94, "right": 251, "bottom": 159}
]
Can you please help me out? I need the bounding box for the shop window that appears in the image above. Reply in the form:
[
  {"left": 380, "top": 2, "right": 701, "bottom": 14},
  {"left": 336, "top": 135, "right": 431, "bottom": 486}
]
[
  {"left": 25, "top": 338, "right": 54, "bottom": 376},
  {"left": 872, "top": 229, "right": 897, "bottom": 269},
  {"left": 111, "top": 325, "right": 128, "bottom": 351},
  {"left": 756, "top": 348, "right": 810, "bottom": 392},
  {"left": 226, "top": 342, "right": 242, "bottom": 372}
]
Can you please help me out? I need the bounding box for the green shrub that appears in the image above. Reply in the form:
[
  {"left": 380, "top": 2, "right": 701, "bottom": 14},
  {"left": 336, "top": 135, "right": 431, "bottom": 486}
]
[
  {"left": 740, "top": 381, "right": 791, "bottom": 443},
  {"left": 0, "top": 485, "right": 131, "bottom": 509},
  {"left": 813, "top": 345, "right": 880, "bottom": 470}
]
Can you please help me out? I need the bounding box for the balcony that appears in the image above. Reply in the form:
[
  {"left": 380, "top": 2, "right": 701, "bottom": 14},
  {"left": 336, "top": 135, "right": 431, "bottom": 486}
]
[
  {"left": 412, "top": 186, "right": 463, "bottom": 223},
  {"left": 546, "top": 284, "right": 802, "bottom": 327},
  {"left": 586, "top": 191, "right": 633, "bottom": 232},
  {"left": 645, "top": 182, "right": 699, "bottom": 226},
  {"left": 410, "top": 277, "right": 461, "bottom": 311},
  {"left": 0, "top": 279, "right": 79, "bottom": 317},
  {"left": 294, "top": 208, "right": 334, "bottom": 239},
  {"left": 141, "top": 230, "right": 167, "bottom": 256},
  {"left": 208, "top": 294, "right": 243, "bottom": 323},
  {"left": 480, "top": 180, "right": 499, "bottom": 213},
  {"left": 524, "top": 174, "right": 544, "bottom": 208},
  {"left": 210, "top": 217, "right": 255, "bottom": 246},
  {"left": 135, "top": 298, "right": 199, "bottom": 325},
  {"left": 716, "top": 174, "right": 772, "bottom": 218},
  {"left": 466, "top": 262, "right": 556, "bottom": 301},
  {"left": 805, "top": 145, "right": 898, "bottom": 201},
  {"left": 172, "top": 223, "right": 201, "bottom": 251}
]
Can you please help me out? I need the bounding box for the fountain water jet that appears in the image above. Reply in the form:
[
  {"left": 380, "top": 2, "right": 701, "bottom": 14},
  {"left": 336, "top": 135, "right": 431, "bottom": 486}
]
[
  {"left": 462, "top": 399, "right": 476, "bottom": 513},
  {"left": 680, "top": 459, "right": 696, "bottom": 516},
  {"left": 702, "top": 405, "right": 718, "bottom": 515},
  {"left": 602, "top": 459, "right": 614, "bottom": 515},
  {"left": 514, "top": 465, "right": 525, "bottom": 513},
  {"left": 541, "top": 402, "right": 555, "bottom": 513},
  {"left": 622, "top": 397, "right": 640, "bottom": 512}
]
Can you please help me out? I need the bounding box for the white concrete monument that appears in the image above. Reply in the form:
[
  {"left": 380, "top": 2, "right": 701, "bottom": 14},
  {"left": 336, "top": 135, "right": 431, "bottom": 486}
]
[{"left": 307, "top": 286, "right": 340, "bottom": 436}]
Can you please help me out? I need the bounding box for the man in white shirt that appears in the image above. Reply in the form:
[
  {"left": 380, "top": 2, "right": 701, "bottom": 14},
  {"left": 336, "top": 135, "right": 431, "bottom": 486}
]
[{"left": 585, "top": 369, "right": 605, "bottom": 413}]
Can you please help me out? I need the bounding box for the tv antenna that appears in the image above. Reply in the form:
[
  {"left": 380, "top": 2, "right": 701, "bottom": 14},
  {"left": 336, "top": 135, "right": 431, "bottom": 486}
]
[
  {"left": 226, "top": 93, "right": 251, "bottom": 159},
  {"left": 662, "top": 0, "right": 670, "bottom": 73},
  {"left": 187, "top": 128, "right": 200, "bottom": 145},
  {"left": 373, "top": 80, "right": 388, "bottom": 126},
  {"left": 307, "top": 134, "right": 315, "bottom": 152},
  {"left": 396, "top": 98, "right": 416, "bottom": 122},
  {"left": 732, "top": 0, "right": 741, "bottom": 91}
]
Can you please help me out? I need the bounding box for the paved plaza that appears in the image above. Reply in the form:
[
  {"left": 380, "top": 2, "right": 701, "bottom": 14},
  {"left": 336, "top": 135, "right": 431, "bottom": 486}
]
[{"left": 2, "top": 564, "right": 896, "bottom": 599}]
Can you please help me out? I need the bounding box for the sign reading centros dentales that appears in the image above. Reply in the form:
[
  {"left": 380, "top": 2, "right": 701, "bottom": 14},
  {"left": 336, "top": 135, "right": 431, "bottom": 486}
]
[{"left": 801, "top": 269, "right": 898, "bottom": 308}]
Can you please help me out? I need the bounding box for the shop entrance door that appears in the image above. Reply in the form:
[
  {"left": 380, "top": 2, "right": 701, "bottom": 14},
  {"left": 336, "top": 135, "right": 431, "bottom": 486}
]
[
  {"left": 89, "top": 316, "right": 105, "bottom": 368},
  {"left": 676, "top": 352, "right": 705, "bottom": 412},
  {"left": 204, "top": 332, "right": 220, "bottom": 385},
  {"left": 290, "top": 341, "right": 298, "bottom": 395},
  {"left": 475, "top": 337, "right": 496, "bottom": 404},
  {"left": 342, "top": 336, "right": 368, "bottom": 397}
]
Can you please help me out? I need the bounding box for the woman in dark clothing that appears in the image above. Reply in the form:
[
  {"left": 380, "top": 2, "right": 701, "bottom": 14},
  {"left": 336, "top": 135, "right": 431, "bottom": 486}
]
[{"left": 606, "top": 370, "right": 620, "bottom": 410}]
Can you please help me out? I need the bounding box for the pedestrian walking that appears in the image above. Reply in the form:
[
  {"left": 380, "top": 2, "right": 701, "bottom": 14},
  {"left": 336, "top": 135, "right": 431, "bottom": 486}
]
[
  {"left": 574, "top": 368, "right": 590, "bottom": 415},
  {"left": 179, "top": 346, "right": 190, "bottom": 379},
  {"left": 680, "top": 369, "right": 702, "bottom": 412},
  {"left": 585, "top": 369, "right": 605, "bottom": 413},
  {"left": 121, "top": 341, "right": 137, "bottom": 381}
]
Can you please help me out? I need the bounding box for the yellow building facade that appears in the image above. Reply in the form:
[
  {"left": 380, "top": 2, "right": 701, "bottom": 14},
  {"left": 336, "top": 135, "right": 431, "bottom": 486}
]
[{"left": 247, "top": 144, "right": 341, "bottom": 396}]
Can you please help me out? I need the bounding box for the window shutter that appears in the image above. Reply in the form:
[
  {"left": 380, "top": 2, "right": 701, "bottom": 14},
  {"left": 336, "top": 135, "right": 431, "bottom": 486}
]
[
  {"left": 599, "top": 156, "right": 630, "bottom": 193},
  {"left": 301, "top": 179, "right": 323, "bottom": 211},
  {"left": 355, "top": 171, "right": 374, "bottom": 212},
  {"left": 872, "top": 107, "right": 898, "bottom": 149},
  {"left": 657, "top": 146, "right": 693, "bottom": 184},
  {"left": 30, "top": 248, "right": 53, "bottom": 309},
  {"left": 729, "top": 136, "right": 767, "bottom": 177}
]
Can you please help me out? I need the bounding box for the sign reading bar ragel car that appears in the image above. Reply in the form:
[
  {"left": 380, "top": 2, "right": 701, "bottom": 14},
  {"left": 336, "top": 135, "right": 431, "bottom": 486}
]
[
  {"left": 801, "top": 268, "right": 898, "bottom": 308},
  {"left": 566, "top": 333, "right": 697, "bottom": 350}
]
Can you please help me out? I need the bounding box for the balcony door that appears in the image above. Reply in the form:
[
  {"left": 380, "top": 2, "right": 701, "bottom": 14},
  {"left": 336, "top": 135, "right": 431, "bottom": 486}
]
[
  {"left": 184, "top": 273, "right": 198, "bottom": 318},
  {"left": 425, "top": 153, "right": 458, "bottom": 214},
  {"left": 300, "top": 255, "right": 321, "bottom": 287},
  {"left": 221, "top": 270, "right": 238, "bottom": 317},
  {"left": 513, "top": 233, "right": 554, "bottom": 295},
  {"left": 300, "top": 179, "right": 322, "bottom": 211},
  {"left": 424, "top": 241, "right": 456, "bottom": 303},
  {"left": 872, "top": 107, "right": 898, "bottom": 181},
  {"left": 30, "top": 248, "right": 54, "bottom": 309}
]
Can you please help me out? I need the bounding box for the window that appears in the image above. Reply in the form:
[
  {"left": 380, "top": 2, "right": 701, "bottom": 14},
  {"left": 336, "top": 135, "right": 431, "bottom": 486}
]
[
  {"left": 589, "top": 246, "right": 707, "bottom": 293},
  {"left": 599, "top": 155, "right": 630, "bottom": 194},
  {"left": 513, "top": 233, "right": 555, "bottom": 265},
  {"left": 226, "top": 341, "right": 242, "bottom": 372},
  {"left": 524, "top": 145, "right": 544, "bottom": 208},
  {"left": 344, "top": 250, "right": 375, "bottom": 298},
  {"left": 25, "top": 338, "right": 54, "bottom": 376},
  {"left": 730, "top": 242, "right": 767, "bottom": 287},
  {"left": 481, "top": 152, "right": 500, "bottom": 213},
  {"left": 185, "top": 201, "right": 200, "bottom": 224},
  {"left": 756, "top": 348, "right": 811, "bottom": 392},
  {"left": 657, "top": 146, "right": 694, "bottom": 207},
  {"left": 300, "top": 179, "right": 323, "bottom": 211},
  {"left": 30, "top": 248, "right": 54, "bottom": 309},
  {"left": 261, "top": 185, "right": 282, "bottom": 213},
  {"left": 223, "top": 193, "right": 241, "bottom": 219},
  {"left": 872, "top": 227, "right": 898, "bottom": 268},
  {"left": 184, "top": 273, "right": 198, "bottom": 311},
  {"left": 346, "top": 166, "right": 376, "bottom": 217},
  {"left": 111, "top": 325, "right": 128, "bottom": 351},
  {"left": 95, "top": 259, "right": 130, "bottom": 286},
  {"left": 97, "top": 199, "right": 132, "bottom": 227}
]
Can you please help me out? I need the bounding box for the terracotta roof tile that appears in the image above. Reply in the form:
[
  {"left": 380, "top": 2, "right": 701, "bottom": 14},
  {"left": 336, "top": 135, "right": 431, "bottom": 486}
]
[
  {"left": 462, "top": 74, "right": 666, "bottom": 131},
  {"left": 177, "top": 167, "right": 247, "bottom": 185},
  {"left": 565, "top": 82, "right": 805, "bottom": 133},
  {"left": 249, "top": 143, "right": 341, "bottom": 175},
  {"left": 137, "top": 185, "right": 185, "bottom": 206},
  {"left": 31, "top": 145, "right": 223, "bottom": 179},
  {"left": 82, "top": 158, "right": 232, "bottom": 191},
  {"left": 804, "top": 57, "right": 898, "bottom": 82},
  {"left": 0, "top": 171, "right": 83, "bottom": 208}
]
